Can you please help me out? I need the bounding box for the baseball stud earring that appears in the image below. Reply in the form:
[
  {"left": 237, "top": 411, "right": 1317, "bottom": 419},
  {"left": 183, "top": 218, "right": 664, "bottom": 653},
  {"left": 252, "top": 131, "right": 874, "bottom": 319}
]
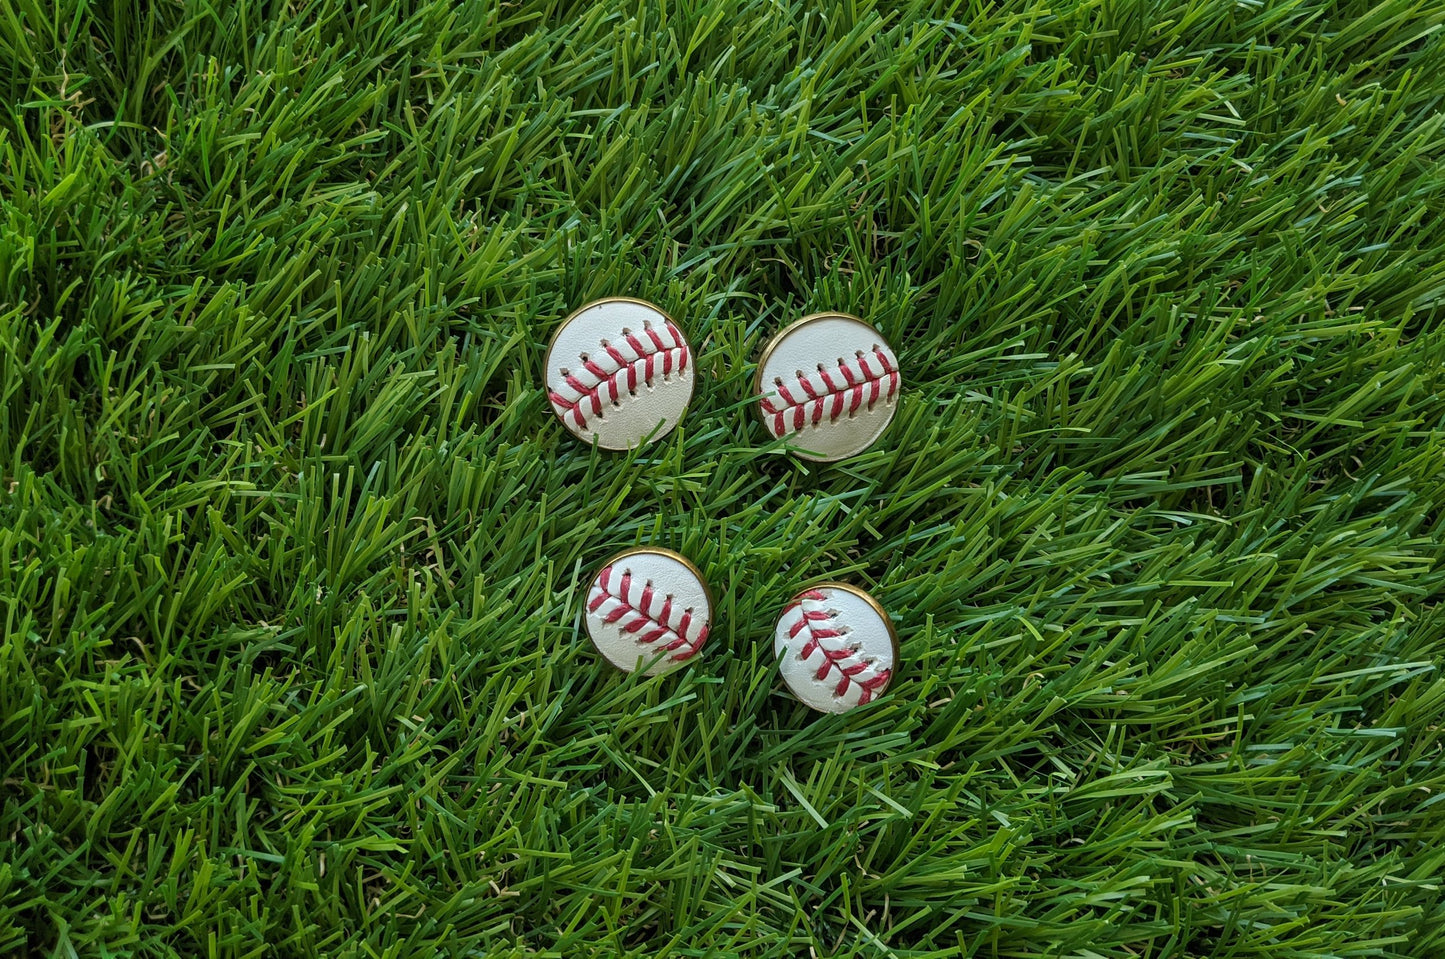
[
  {"left": 774, "top": 583, "right": 897, "bottom": 713},
  {"left": 546, "top": 297, "right": 695, "bottom": 450},
  {"left": 585, "top": 547, "right": 713, "bottom": 675},
  {"left": 755, "top": 312, "right": 900, "bottom": 461}
]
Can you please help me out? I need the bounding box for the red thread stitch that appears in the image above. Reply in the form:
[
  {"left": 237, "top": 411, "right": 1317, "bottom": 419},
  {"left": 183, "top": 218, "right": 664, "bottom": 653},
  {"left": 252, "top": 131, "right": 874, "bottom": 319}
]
[
  {"left": 760, "top": 345, "right": 899, "bottom": 437},
  {"left": 782, "top": 589, "right": 891, "bottom": 704},
  {"left": 587, "top": 564, "right": 708, "bottom": 661},
  {"left": 550, "top": 320, "right": 689, "bottom": 429}
]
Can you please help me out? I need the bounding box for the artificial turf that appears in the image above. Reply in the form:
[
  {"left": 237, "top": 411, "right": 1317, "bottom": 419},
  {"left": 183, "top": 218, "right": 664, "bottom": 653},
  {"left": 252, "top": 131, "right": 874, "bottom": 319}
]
[{"left": 3, "top": 0, "right": 1445, "bottom": 956}]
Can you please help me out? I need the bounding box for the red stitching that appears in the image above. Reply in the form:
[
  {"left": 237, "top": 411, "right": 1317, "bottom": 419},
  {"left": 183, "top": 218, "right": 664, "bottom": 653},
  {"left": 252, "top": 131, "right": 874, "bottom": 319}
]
[
  {"left": 760, "top": 345, "right": 899, "bottom": 437},
  {"left": 587, "top": 564, "right": 708, "bottom": 661},
  {"left": 550, "top": 321, "right": 689, "bottom": 430},
  {"left": 784, "top": 590, "right": 891, "bottom": 704}
]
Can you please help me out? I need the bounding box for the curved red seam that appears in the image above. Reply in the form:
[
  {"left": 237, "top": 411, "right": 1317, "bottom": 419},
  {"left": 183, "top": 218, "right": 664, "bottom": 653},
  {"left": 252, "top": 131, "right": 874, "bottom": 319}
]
[
  {"left": 760, "top": 346, "right": 899, "bottom": 437},
  {"left": 588, "top": 564, "right": 706, "bottom": 661},
  {"left": 550, "top": 342, "right": 689, "bottom": 428},
  {"left": 550, "top": 352, "right": 683, "bottom": 424},
  {"left": 788, "top": 592, "right": 891, "bottom": 704}
]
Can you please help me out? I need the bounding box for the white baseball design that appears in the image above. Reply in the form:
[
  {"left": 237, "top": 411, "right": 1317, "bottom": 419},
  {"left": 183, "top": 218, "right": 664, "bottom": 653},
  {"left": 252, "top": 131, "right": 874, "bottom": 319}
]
[
  {"left": 774, "top": 585, "right": 895, "bottom": 713},
  {"left": 546, "top": 298, "right": 695, "bottom": 450},
  {"left": 585, "top": 549, "right": 711, "bottom": 675},
  {"left": 756, "top": 313, "right": 900, "bottom": 461}
]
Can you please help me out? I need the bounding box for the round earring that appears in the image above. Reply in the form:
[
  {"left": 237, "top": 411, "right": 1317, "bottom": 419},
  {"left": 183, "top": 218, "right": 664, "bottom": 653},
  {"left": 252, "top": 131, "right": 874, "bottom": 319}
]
[
  {"left": 754, "top": 312, "right": 900, "bottom": 461},
  {"left": 773, "top": 583, "right": 897, "bottom": 713},
  {"left": 585, "top": 547, "right": 714, "bottom": 675},
  {"left": 546, "top": 298, "right": 695, "bottom": 450}
]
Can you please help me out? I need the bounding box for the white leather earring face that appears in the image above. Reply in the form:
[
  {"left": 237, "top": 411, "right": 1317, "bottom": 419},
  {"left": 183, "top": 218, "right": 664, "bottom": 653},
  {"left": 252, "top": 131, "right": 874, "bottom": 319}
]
[
  {"left": 774, "top": 583, "right": 897, "bottom": 713},
  {"left": 546, "top": 298, "right": 695, "bottom": 450},
  {"left": 755, "top": 313, "right": 900, "bottom": 461},
  {"left": 585, "top": 548, "right": 712, "bottom": 675}
]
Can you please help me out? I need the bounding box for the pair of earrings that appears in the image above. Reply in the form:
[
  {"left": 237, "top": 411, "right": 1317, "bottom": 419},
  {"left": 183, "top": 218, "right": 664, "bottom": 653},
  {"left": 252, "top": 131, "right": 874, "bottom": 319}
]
[
  {"left": 544, "top": 297, "right": 901, "bottom": 461},
  {"left": 584, "top": 547, "right": 898, "bottom": 714},
  {"left": 544, "top": 298, "right": 903, "bottom": 714}
]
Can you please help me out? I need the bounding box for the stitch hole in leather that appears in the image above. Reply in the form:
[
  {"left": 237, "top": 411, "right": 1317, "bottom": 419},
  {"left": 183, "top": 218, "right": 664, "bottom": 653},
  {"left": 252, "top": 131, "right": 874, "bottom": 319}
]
[{"left": 621, "top": 327, "right": 631, "bottom": 335}]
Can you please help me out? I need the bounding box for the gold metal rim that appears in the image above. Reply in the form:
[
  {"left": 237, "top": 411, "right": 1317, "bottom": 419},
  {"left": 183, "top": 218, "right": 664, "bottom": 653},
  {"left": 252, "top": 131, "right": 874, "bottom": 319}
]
[
  {"left": 794, "top": 580, "right": 900, "bottom": 668},
  {"left": 544, "top": 297, "right": 691, "bottom": 449},
  {"left": 751, "top": 312, "right": 894, "bottom": 463},
  {"left": 594, "top": 546, "right": 716, "bottom": 616}
]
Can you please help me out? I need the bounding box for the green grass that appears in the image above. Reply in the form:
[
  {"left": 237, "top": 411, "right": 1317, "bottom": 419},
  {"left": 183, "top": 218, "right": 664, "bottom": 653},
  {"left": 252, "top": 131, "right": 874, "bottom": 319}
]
[{"left": 3, "top": 0, "right": 1445, "bottom": 955}]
